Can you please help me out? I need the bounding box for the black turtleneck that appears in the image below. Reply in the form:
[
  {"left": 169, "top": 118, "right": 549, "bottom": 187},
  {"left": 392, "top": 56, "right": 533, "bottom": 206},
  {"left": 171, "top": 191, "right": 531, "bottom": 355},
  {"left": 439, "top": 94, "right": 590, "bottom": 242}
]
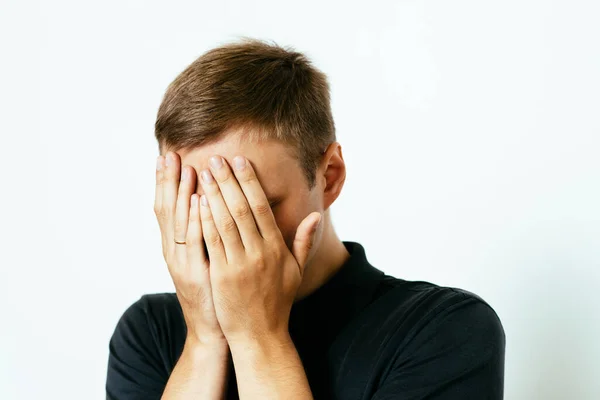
[{"left": 106, "top": 241, "right": 505, "bottom": 399}]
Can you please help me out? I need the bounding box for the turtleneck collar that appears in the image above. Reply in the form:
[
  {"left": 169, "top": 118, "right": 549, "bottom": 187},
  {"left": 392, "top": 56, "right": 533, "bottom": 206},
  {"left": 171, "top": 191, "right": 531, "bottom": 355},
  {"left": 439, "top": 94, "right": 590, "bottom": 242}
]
[{"left": 289, "top": 241, "right": 385, "bottom": 344}]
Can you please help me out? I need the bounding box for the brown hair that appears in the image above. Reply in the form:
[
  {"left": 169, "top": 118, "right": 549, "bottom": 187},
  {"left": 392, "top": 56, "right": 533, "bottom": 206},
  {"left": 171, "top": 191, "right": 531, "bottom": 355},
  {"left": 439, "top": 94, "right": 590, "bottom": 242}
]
[{"left": 154, "top": 37, "right": 336, "bottom": 189}]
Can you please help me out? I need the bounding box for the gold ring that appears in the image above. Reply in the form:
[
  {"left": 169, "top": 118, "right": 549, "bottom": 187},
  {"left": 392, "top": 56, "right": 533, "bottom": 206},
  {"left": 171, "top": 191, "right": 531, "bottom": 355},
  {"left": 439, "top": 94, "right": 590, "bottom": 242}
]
[{"left": 174, "top": 240, "right": 186, "bottom": 245}]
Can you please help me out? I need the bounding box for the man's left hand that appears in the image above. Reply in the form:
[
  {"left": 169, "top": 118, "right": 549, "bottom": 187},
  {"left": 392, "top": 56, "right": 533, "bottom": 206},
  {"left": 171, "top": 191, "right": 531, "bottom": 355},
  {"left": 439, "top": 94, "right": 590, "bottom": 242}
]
[{"left": 197, "top": 154, "right": 322, "bottom": 344}]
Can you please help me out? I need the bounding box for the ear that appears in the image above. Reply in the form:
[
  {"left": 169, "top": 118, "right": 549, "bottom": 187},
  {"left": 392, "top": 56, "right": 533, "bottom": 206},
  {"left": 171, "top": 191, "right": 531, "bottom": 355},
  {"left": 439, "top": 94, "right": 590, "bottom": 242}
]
[{"left": 319, "top": 142, "right": 347, "bottom": 210}]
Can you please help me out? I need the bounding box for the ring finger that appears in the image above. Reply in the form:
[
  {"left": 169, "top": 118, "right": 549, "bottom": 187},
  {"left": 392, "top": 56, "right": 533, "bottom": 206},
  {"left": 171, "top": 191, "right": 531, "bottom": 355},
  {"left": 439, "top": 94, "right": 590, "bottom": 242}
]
[{"left": 175, "top": 165, "right": 197, "bottom": 262}]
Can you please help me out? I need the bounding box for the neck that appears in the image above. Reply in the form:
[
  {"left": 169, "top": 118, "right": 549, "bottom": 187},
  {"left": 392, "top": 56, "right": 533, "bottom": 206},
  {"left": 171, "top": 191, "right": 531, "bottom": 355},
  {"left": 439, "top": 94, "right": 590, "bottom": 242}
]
[{"left": 294, "top": 210, "right": 350, "bottom": 303}]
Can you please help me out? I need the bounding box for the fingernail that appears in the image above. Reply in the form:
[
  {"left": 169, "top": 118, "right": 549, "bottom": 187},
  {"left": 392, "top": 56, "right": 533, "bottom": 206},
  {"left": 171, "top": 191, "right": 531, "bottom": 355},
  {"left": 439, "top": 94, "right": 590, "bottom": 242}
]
[
  {"left": 201, "top": 195, "right": 208, "bottom": 206},
  {"left": 181, "top": 168, "right": 188, "bottom": 181},
  {"left": 201, "top": 169, "right": 213, "bottom": 183},
  {"left": 209, "top": 156, "right": 223, "bottom": 169},
  {"left": 156, "top": 156, "right": 163, "bottom": 171},
  {"left": 166, "top": 153, "right": 172, "bottom": 167},
  {"left": 234, "top": 156, "right": 246, "bottom": 170}
]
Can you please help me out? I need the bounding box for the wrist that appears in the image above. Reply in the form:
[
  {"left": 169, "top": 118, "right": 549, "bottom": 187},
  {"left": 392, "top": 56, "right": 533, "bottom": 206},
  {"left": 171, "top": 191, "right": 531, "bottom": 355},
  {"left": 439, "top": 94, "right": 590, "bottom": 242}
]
[
  {"left": 228, "top": 331, "right": 299, "bottom": 382},
  {"left": 227, "top": 330, "right": 292, "bottom": 355},
  {"left": 184, "top": 334, "right": 229, "bottom": 353}
]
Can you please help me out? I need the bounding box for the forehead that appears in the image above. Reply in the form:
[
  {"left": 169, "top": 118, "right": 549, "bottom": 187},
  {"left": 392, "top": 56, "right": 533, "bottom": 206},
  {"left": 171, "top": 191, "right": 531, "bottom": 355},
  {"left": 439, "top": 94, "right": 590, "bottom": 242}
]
[{"left": 171, "top": 131, "right": 301, "bottom": 196}]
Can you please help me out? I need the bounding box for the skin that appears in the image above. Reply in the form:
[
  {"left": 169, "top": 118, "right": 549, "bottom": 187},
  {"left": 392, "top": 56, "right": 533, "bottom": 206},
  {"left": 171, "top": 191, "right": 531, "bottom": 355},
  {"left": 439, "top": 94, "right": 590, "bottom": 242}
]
[{"left": 156, "top": 127, "right": 350, "bottom": 399}]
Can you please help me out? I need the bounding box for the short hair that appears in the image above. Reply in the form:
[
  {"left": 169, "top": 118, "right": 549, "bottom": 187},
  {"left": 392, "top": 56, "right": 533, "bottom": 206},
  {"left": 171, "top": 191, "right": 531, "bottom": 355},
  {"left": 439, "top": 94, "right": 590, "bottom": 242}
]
[{"left": 154, "top": 37, "right": 336, "bottom": 189}]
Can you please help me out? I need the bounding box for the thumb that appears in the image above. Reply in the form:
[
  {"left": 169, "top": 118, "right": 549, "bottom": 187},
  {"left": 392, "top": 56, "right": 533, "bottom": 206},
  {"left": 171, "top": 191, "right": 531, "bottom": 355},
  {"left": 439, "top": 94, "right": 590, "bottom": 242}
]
[{"left": 292, "top": 212, "right": 322, "bottom": 276}]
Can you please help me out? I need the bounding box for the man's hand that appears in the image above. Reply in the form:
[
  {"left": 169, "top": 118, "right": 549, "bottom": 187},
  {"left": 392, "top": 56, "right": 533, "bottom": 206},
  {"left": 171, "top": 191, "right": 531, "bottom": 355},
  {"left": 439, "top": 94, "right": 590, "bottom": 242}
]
[
  {"left": 197, "top": 154, "right": 322, "bottom": 344},
  {"left": 154, "top": 152, "right": 226, "bottom": 347}
]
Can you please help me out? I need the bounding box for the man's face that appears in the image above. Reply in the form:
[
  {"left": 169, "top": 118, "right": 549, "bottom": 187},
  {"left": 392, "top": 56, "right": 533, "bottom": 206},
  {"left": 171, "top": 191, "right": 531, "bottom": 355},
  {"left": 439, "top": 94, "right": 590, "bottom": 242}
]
[{"left": 171, "top": 131, "right": 323, "bottom": 252}]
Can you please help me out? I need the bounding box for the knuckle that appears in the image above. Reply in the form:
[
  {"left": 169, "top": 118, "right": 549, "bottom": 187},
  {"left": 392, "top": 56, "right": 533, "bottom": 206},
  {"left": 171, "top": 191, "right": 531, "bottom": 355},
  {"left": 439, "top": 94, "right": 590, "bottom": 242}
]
[
  {"left": 154, "top": 206, "right": 168, "bottom": 220},
  {"left": 232, "top": 202, "right": 251, "bottom": 219},
  {"left": 207, "top": 232, "right": 222, "bottom": 247},
  {"left": 162, "top": 201, "right": 175, "bottom": 215},
  {"left": 254, "top": 202, "right": 271, "bottom": 217},
  {"left": 186, "top": 228, "right": 200, "bottom": 246},
  {"left": 219, "top": 215, "right": 238, "bottom": 233},
  {"left": 174, "top": 219, "right": 186, "bottom": 234},
  {"left": 218, "top": 172, "right": 233, "bottom": 184},
  {"left": 156, "top": 170, "right": 165, "bottom": 185},
  {"left": 255, "top": 260, "right": 268, "bottom": 273},
  {"left": 214, "top": 269, "right": 234, "bottom": 286},
  {"left": 240, "top": 172, "right": 255, "bottom": 184},
  {"left": 186, "top": 233, "right": 200, "bottom": 246},
  {"left": 247, "top": 245, "right": 265, "bottom": 261},
  {"left": 252, "top": 253, "right": 266, "bottom": 268},
  {"left": 200, "top": 209, "right": 214, "bottom": 223}
]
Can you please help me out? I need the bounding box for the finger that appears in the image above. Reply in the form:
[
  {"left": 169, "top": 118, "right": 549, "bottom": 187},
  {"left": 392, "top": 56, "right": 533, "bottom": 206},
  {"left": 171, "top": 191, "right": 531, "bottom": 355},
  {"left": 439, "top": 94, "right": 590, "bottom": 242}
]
[
  {"left": 292, "top": 212, "right": 322, "bottom": 275},
  {"left": 162, "top": 151, "right": 181, "bottom": 255},
  {"left": 174, "top": 165, "right": 197, "bottom": 266},
  {"left": 199, "top": 194, "right": 227, "bottom": 265},
  {"left": 208, "top": 155, "right": 261, "bottom": 250},
  {"left": 186, "top": 193, "right": 209, "bottom": 267},
  {"left": 230, "top": 156, "right": 280, "bottom": 241},
  {"left": 174, "top": 165, "right": 196, "bottom": 242},
  {"left": 154, "top": 155, "right": 165, "bottom": 213},
  {"left": 154, "top": 155, "right": 168, "bottom": 257},
  {"left": 199, "top": 166, "right": 244, "bottom": 257}
]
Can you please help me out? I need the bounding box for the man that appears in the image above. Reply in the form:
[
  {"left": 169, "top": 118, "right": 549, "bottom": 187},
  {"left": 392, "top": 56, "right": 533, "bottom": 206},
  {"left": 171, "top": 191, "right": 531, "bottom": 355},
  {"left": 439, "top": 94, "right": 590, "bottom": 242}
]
[{"left": 106, "top": 38, "right": 505, "bottom": 399}]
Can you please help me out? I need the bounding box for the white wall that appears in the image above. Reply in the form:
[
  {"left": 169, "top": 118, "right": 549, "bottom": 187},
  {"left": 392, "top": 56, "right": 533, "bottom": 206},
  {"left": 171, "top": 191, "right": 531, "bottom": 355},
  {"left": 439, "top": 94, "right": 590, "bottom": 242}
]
[{"left": 1, "top": 0, "right": 599, "bottom": 398}]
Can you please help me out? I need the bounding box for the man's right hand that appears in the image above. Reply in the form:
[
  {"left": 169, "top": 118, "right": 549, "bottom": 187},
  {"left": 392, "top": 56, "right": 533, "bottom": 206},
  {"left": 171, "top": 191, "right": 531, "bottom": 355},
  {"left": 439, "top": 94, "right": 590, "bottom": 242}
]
[{"left": 154, "top": 151, "right": 226, "bottom": 346}]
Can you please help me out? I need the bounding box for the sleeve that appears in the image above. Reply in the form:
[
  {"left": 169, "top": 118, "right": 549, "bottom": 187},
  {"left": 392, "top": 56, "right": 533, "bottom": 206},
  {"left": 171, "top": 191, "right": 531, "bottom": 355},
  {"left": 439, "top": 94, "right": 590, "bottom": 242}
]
[
  {"left": 105, "top": 295, "right": 169, "bottom": 400},
  {"left": 370, "top": 297, "right": 506, "bottom": 400}
]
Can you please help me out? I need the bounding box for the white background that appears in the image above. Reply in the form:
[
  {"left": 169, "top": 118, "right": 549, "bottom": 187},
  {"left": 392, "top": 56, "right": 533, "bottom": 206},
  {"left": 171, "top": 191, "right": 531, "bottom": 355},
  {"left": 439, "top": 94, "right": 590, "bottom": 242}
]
[{"left": 1, "top": 0, "right": 599, "bottom": 399}]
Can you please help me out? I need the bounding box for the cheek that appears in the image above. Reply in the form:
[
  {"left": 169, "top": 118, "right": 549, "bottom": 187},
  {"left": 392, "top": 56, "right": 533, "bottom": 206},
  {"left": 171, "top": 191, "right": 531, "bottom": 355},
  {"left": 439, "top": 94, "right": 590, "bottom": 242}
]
[
  {"left": 273, "top": 198, "right": 313, "bottom": 250},
  {"left": 274, "top": 216, "right": 299, "bottom": 251}
]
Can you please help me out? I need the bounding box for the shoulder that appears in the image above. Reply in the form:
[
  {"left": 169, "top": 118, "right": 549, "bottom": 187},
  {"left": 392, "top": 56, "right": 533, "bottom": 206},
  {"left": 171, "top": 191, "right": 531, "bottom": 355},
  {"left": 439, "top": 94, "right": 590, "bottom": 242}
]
[
  {"left": 109, "top": 292, "right": 186, "bottom": 365},
  {"left": 375, "top": 276, "right": 505, "bottom": 357},
  {"left": 111, "top": 292, "right": 183, "bottom": 341},
  {"left": 107, "top": 293, "right": 186, "bottom": 395},
  {"left": 131, "top": 292, "right": 181, "bottom": 312},
  {"left": 114, "top": 291, "right": 185, "bottom": 340},
  {"left": 113, "top": 293, "right": 182, "bottom": 332},
  {"left": 125, "top": 292, "right": 181, "bottom": 318},
  {"left": 379, "top": 275, "right": 501, "bottom": 316},
  {"left": 372, "top": 276, "right": 505, "bottom": 347},
  {"left": 364, "top": 279, "right": 506, "bottom": 398},
  {"left": 106, "top": 293, "right": 183, "bottom": 398}
]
